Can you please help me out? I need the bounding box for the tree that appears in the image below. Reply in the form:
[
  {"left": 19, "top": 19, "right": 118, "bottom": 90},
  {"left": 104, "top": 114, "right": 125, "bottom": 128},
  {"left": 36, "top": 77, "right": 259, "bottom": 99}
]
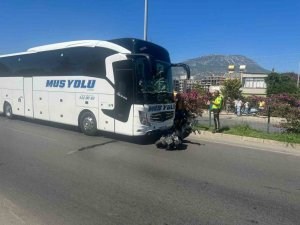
[
  {"left": 221, "top": 78, "right": 242, "bottom": 100},
  {"left": 281, "top": 72, "right": 298, "bottom": 82},
  {"left": 265, "top": 73, "right": 298, "bottom": 96}
]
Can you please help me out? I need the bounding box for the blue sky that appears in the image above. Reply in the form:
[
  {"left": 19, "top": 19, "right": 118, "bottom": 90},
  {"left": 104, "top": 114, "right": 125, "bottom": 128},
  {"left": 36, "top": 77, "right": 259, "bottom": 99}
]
[{"left": 0, "top": 0, "right": 300, "bottom": 72}]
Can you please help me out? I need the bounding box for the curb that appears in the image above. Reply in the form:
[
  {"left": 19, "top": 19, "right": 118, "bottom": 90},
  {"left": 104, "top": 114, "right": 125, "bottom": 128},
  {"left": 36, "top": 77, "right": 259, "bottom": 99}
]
[{"left": 190, "top": 131, "right": 300, "bottom": 151}]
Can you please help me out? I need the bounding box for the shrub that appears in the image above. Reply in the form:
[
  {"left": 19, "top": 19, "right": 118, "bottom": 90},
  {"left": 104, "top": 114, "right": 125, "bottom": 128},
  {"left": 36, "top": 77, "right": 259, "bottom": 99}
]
[
  {"left": 280, "top": 107, "right": 300, "bottom": 133},
  {"left": 239, "top": 93, "right": 300, "bottom": 133},
  {"left": 266, "top": 93, "right": 300, "bottom": 133},
  {"left": 269, "top": 102, "right": 290, "bottom": 117},
  {"left": 181, "top": 90, "right": 205, "bottom": 116}
]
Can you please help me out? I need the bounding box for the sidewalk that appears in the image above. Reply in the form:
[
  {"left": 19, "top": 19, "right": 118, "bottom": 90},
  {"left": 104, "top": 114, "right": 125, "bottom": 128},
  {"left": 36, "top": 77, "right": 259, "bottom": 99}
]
[
  {"left": 202, "top": 110, "right": 286, "bottom": 124},
  {"left": 199, "top": 111, "right": 285, "bottom": 133}
]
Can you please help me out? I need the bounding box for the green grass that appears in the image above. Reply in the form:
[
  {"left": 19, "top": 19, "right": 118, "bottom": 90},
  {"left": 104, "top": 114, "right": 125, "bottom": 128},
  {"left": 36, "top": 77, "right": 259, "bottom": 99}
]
[{"left": 194, "top": 124, "right": 300, "bottom": 144}]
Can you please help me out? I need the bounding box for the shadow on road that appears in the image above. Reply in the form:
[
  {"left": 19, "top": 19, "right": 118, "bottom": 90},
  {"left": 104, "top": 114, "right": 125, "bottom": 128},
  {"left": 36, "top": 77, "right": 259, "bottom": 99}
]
[
  {"left": 168, "top": 143, "right": 188, "bottom": 151},
  {"left": 183, "top": 140, "right": 204, "bottom": 146},
  {"left": 3, "top": 115, "right": 205, "bottom": 148},
  {"left": 4, "top": 115, "right": 160, "bottom": 145},
  {"left": 101, "top": 132, "right": 161, "bottom": 145},
  {"left": 6, "top": 115, "right": 81, "bottom": 133},
  {"left": 77, "top": 140, "right": 119, "bottom": 152}
]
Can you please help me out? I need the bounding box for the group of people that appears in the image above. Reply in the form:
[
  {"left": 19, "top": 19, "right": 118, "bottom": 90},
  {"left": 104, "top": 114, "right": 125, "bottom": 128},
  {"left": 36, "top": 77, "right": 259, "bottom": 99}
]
[
  {"left": 225, "top": 98, "right": 266, "bottom": 116},
  {"left": 233, "top": 99, "right": 248, "bottom": 116}
]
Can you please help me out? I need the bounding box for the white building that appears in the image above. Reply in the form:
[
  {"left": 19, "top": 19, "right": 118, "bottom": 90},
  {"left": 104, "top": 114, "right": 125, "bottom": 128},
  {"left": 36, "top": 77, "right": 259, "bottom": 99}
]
[
  {"left": 173, "top": 75, "right": 225, "bottom": 93},
  {"left": 173, "top": 72, "right": 268, "bottom": 96},
  {"left": 241, "top": 73, "right": 267, "bottom": 96}
]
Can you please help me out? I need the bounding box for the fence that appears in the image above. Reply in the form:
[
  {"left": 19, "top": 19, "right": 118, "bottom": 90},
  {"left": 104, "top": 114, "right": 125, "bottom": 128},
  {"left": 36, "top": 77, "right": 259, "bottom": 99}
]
[{"left": 198, "top": 107, "right": 286, "bottom": 133}]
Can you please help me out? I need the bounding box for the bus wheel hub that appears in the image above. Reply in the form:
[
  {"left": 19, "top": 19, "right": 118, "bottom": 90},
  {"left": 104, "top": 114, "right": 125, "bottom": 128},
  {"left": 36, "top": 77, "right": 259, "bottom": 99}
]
[{"left": 83, "top": 117, "right": 94, "bottom": 130}]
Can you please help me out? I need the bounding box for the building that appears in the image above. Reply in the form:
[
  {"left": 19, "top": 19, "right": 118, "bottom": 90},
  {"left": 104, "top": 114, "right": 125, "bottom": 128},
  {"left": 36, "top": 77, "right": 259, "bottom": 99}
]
[
  {"left": 173, "top": 75, "right": 188, "bottom": 93},
  {"left": 173, "top": 75, "right": 225, "bottom": 93},
  {"left": 173, "top": 71, "right": 268, "bottom": 96},
  {"left": 240, "top": 73, "right": 267, "bottom": 96}
]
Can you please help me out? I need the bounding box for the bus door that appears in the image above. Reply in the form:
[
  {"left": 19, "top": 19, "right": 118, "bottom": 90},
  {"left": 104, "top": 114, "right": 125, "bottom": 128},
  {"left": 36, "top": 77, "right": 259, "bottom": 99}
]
[
  {"left": 23, "top": 77, "right": 33, "bottom": 118},
  {"left": 113, "top": 60, "right": 134, "bottom": 135}
]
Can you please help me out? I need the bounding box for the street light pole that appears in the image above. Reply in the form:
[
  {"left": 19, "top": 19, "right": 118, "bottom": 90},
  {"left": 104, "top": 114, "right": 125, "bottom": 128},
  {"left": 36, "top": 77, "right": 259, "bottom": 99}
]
[
  {"left": 144, "top": 0, "right": 148, "bottom": 41},
  {"left": 297, "top": 62, "right": 300, "bottom": 88}
]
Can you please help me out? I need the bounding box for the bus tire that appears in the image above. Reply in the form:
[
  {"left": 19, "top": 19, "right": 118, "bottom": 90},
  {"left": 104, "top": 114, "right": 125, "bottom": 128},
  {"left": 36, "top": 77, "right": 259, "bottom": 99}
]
[
  {"left": 4, "top": 102, "right": 13, "bottom": 119},
  {"left": 79, "top": 111, "right": 98, "bottom": 136}
]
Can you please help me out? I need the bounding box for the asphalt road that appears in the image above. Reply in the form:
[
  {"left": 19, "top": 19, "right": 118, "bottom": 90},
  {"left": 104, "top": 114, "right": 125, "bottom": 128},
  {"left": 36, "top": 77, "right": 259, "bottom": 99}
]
[{"left": 0, "top": 116, "right": 299, "bottom": 225}]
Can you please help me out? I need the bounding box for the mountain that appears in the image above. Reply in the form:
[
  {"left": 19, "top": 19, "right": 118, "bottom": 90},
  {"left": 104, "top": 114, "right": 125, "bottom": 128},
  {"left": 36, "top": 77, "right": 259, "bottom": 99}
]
[{"left": 173, "top": 55, "right": 270, "bottom": 78}]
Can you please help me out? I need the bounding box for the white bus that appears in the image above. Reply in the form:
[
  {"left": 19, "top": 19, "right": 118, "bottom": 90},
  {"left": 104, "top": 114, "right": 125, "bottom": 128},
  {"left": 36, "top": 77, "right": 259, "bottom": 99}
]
[{"left": 0, "top": 38, "right": 190, "bottom": 136}]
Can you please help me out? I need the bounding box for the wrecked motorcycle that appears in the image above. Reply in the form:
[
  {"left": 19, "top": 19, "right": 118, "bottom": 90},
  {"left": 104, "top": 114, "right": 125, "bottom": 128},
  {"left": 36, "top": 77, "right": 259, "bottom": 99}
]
[{"left": 155, "top": 111, "right": 199, "bottom": 150}]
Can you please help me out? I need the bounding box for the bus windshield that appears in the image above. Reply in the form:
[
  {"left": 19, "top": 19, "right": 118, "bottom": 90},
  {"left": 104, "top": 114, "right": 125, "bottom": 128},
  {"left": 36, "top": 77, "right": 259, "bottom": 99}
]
[{"left": 135, "top": 58, "right": 173, "bottom": 104}]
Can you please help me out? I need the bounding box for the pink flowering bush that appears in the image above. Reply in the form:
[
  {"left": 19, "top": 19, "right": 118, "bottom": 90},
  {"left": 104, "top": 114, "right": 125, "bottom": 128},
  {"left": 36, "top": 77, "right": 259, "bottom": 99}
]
[
  {"left": 281, "top": 107, "right": 300, "bottom": 133},
  {"left": 181, "top": 90, "right": 212, "bottom": 116},
  {"left": 269, "top": 93, "right": 299, "bottom": 107},
  {"left": 268, "top": 102, "right": 290, "bottom": 117},
  {"left": 266, "top": 94, "right": 300, "bottom": 133}
]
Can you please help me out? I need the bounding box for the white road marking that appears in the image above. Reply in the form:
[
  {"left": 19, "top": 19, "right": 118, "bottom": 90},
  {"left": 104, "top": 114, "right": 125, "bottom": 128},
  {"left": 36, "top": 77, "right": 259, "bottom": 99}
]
[{"left": 66, "top": 150, "right": 78, "bottom": 155}]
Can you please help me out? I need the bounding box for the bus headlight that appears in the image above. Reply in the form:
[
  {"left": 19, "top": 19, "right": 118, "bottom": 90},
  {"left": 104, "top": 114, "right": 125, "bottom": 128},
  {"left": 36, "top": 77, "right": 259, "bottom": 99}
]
[{"left": 139, "top": 111, "right": 151, "bottom": 126}]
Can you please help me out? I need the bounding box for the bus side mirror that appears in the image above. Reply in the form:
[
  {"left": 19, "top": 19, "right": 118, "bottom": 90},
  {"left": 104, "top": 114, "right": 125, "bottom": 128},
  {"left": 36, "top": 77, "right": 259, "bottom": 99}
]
[{"left": 171, "top": 63, "right": 190, "bottom": 80}]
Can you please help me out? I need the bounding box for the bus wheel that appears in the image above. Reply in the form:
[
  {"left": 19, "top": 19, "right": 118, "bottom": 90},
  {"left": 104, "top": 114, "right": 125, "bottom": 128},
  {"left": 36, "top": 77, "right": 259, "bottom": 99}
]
[
  {"left": 80, "top": 111, "right": 97, "bottom": 136},
  {"left": 4, "top": 103, "right": 13, "bottom": 119}
]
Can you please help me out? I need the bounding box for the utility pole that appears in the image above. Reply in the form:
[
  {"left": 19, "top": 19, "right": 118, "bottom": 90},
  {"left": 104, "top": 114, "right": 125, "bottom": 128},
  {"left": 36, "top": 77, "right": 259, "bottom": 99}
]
[{"left": 144, "top": 0, "right": 148, "bottom": 41}]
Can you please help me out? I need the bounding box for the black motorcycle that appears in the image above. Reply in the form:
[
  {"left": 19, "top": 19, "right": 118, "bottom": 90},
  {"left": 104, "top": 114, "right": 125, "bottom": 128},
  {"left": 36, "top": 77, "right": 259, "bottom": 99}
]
[{"left": 155, "top": 111, "right": 199, "bottom": 150}]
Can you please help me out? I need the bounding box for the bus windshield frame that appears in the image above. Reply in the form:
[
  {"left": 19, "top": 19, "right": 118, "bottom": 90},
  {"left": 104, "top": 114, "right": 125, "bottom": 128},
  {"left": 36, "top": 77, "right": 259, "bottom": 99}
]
[{"left": 134, "top": 57, "right": 174, "bottom": 104}]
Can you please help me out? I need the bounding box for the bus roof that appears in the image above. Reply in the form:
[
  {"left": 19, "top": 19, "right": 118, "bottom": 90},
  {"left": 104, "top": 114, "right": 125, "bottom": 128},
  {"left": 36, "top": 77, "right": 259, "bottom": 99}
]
[
  {"left": 109, "top": 38, "right": 170, "bottom": 62},
  {"left": 0, "top": 40, "right": 131, "bottom": 58}
]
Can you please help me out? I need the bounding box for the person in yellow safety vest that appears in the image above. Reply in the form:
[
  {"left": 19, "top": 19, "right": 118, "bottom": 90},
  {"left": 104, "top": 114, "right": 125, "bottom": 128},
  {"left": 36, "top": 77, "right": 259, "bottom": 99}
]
[
  {"left": 211, "top": 90, "right": 223, "bottom": 133},
  {"left": 258, "top": 100, "right": 265, "bottom": 115}
]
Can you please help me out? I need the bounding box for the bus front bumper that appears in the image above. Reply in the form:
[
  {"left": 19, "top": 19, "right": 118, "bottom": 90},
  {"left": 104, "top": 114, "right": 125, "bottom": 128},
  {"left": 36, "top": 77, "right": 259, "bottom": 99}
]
[{"left": 135, "top": 124, "right": 172, "bottom": 136}]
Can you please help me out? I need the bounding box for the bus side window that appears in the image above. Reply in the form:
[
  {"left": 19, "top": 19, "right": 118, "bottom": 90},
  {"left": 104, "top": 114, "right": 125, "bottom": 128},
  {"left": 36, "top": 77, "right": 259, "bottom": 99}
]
[{"left": 0, "top": 61, "right": 11, "bottom": 76}]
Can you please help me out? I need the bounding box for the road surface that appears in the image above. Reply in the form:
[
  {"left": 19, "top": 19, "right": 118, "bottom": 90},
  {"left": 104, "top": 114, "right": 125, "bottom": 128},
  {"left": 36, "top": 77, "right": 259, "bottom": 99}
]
[{"left": 0, "top": 116, "right": 299, "bottom": 225}]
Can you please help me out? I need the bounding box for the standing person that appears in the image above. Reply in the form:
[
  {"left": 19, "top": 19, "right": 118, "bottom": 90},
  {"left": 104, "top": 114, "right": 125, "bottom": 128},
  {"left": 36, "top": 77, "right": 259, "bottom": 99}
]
[
  {"left": 258, "top": 100, "right": 265, "bottom": 116},
  {"left": 174, "top": 93, "right": 186, "bottom": 127},
  {"left": 244, "top": 101, "right": 250, "bottom": 116},
  {"left": 211, "top": 91, "right": 223, "bottom": 133},
  {"left": 225, "top": 97, "right": 231, "bottom": 114},
  {"left": 234, "top": 99, "right": 238, "bottom": 115},
  {"left": 236, "top": 98, "right": 243, "bottom": 116}
]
